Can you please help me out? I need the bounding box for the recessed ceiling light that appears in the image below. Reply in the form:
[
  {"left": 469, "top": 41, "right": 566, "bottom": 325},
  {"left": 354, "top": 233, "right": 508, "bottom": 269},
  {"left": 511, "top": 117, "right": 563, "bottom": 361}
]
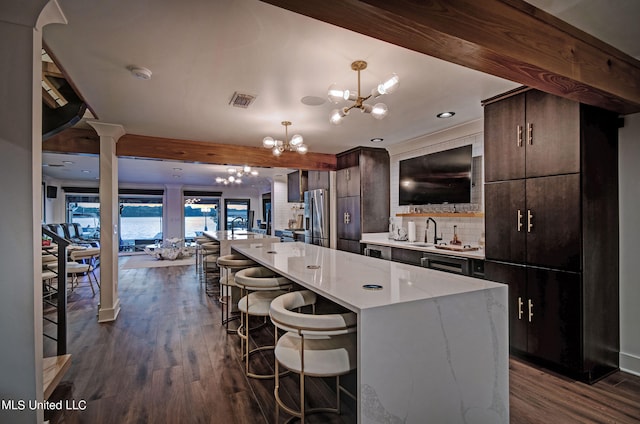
[
  {"left": 437, "top": 111, "right": 455, "bottom": 118},
  {"left": 370, "top": 137, "right": 384, "bottom": 143},
  {"left": 62, "top": 160, "right": 74, "bottom": 164},
  {"left": 81, "top": 170, "right": 90, "bottom": 173},
  {"left": 301, "top": 95, "right": 326, "bottom": 106},
  {"left": 128, "top": 66, "right": 152, "bottom": 80}
]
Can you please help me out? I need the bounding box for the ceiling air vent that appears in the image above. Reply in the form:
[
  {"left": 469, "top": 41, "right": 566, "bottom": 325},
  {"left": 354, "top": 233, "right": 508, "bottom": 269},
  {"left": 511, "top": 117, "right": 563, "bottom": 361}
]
[{"left": 229, "top": 92, "right": 256, "bottom": 109}]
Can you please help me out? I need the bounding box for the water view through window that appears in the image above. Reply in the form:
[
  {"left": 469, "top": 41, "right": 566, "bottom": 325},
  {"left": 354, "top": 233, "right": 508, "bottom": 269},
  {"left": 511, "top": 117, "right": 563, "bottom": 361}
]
[
  {"left": 119, "top": 200, "right": 163, "bottom": 241},
  {"left": 184, "top": 198, "right": 220, "bottom": 238}
]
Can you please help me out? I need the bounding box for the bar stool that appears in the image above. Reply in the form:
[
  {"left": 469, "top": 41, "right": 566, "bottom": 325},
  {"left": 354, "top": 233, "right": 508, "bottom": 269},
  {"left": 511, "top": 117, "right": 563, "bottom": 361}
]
[
  {"left": 193, "top": 236, "right": 210, "bottom": 278},
  {"left": 270, "top": 290, "right": 357, "bottom": 423},
  {"left": 235, "top": 266, "right": 292, "bottom": 379},
  {"left": 201, "top": 242, "right": 220, "bottom": 296},
  {"left": 217, "top": 254, "right": 256, "bottom": 333}
]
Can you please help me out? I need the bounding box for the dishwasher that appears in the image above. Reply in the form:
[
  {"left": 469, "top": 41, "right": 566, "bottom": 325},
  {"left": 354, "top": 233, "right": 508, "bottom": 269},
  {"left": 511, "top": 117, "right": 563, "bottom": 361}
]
[{"left": 420, "top": 252, "right": 471, "bottom": 276}]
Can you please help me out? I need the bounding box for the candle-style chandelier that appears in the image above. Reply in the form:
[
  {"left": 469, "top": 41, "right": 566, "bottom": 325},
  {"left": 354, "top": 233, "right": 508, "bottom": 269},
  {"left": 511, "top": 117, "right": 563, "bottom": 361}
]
[
  {"left": 328, "top": 60, "right": 399, "bottom": 125},
  {"left": 262, "top": 121, "right": 308, "bottom": 156}
]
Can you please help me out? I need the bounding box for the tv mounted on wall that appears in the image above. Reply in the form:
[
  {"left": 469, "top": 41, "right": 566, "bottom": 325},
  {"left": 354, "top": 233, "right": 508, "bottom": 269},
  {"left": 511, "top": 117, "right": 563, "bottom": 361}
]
[{"left": 399, "top": 145, "right": 472, "bottom": 205}]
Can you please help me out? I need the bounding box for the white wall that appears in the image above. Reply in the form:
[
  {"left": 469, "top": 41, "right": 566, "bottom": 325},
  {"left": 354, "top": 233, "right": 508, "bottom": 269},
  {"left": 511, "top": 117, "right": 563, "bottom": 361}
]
[
  {"left": 619, "top": 112, "right": 640, "bottom": 376},
  {"left": 272, "top": 174, "right": 300, "bottom": 231},
  {"left": 387, "top": 120, "right": 485, "bottom": 246}
]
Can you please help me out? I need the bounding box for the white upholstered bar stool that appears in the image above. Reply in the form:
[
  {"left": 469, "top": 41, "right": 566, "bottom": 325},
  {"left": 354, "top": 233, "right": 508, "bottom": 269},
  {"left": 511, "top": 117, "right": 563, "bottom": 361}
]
[
  {"left": 270, "top": 290, "right": 357, "bottom": 423},
  {"left": 216, "top": 254, "right": 256, "bottom": 333},
  {"left": 234, "top": 266, "right": 293, "bottom": 379}
]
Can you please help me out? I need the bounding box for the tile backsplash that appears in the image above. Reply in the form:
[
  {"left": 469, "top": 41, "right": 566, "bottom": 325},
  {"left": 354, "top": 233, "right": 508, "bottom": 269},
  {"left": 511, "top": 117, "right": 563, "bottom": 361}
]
[{"left": 389, "top": 130, "right": 485, "bottom": 245}]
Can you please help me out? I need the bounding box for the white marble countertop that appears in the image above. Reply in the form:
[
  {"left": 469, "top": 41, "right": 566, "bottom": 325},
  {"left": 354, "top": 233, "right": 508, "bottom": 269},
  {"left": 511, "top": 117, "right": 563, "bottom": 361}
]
[
  {"left": 232, "top": 242, "right": 502, "bottom": 313},
  {"left": 361, "top": 232, "right": 486, "bottom": 259}
]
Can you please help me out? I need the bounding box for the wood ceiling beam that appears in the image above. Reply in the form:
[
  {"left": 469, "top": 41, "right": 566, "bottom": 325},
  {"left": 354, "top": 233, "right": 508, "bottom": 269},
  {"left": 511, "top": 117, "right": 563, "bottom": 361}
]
[
  {"left": 43, "top": 128, "right": 337, "bottom": 171},
  {"left": 260, "top": 0, "right": 640, "bottom": 115}
]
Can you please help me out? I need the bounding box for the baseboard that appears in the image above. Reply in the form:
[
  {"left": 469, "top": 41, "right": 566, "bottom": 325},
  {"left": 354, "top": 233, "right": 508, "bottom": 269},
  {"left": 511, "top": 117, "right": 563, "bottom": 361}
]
[
  {"left": 620, "top": 352, "right": 640, "bottom": 377},
  {"left": 98, "top": 298, "right": 121, "bottom": 323}
]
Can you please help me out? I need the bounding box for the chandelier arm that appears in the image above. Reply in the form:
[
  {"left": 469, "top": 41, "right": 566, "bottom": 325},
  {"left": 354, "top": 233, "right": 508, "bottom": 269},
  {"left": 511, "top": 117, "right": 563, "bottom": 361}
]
[{"left": 345, "top": 104, "right": 359, "bottom": 113}]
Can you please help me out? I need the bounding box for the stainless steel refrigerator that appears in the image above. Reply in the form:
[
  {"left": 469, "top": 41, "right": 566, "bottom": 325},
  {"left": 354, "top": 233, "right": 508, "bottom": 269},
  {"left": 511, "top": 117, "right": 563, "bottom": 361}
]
[{"left": 304, "top": 189, "right": 330, "bottom": 247}]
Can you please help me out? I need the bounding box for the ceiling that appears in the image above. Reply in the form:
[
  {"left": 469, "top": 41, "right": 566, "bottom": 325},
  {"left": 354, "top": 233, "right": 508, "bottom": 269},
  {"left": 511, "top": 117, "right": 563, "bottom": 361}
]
[{"left": 41, "top": 0, "right": 640, "bottom": 187}]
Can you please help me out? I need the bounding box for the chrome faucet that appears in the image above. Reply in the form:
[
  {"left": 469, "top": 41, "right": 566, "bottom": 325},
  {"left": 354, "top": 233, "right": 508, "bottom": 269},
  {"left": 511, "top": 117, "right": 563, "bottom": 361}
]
[
  {"left": 231, "top": 217, "right": 245, "bottom": 236},
  {"left": 426, "top": 217, "right": 443, "bottom": 245}
]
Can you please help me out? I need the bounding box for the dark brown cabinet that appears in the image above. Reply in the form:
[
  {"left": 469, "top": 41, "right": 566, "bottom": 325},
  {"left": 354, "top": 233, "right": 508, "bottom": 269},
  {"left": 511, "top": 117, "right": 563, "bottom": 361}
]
[
  {"left": 483, "top": 88, "right": 619, "bottom": 383},
  {"left": 485, "top": 261, "right": 582, "bottom": 370},
  {"left": 336, "top": 147, "right": 389, "bottom": 254},
  {"left": 485, "top": 174, "right": 581, "bottom": 271},
  {"left": 336, "top": 167, "right": 360, "bottom": 197},
  {"left": 484, "top": 90, "right": 580, "bottom": 182},
  {"left": 337, "top": 196, "right": 361, "bottom": 241},
  {"left": 307, "top": 170, "right": 329, "bottom": 191},
  {"left": 287, "top": 170, "right": 308, "bottom": 203}
]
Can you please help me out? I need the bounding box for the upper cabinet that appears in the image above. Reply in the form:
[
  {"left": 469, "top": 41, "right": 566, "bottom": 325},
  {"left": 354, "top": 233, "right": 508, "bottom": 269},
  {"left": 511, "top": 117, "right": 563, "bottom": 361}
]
[
  {"left": 336, "top": 147, "right": 389, "bottom": 253},
  {"left": 484, "top": 90, "right": 580, "bottom": 182},
  {"left": 287, "top": 170, "right": 308, "bottom": 203},
  {"left": 307, "top": 170, "right": 330, "bottom": 191}
]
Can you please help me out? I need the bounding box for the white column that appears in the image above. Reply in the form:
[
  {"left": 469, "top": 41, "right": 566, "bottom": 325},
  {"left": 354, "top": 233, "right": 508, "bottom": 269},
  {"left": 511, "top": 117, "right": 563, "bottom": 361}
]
[
  {"left": 164, "top": 184, "right": 184, "bottom": 239},
  {"left": 88, "top": 121, "right": 125, "bottom": 323},
  {"left": 0, "top": 1, "right": 66, "bottom": 423}
]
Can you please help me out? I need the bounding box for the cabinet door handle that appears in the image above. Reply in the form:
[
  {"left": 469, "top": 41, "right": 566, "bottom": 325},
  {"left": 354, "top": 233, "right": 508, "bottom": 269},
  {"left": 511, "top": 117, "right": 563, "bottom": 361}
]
[
  {"left": 517, "top": 209, "right": 523, "bottom": 232},
  {"left": 518, "top": 296, "right": 524, "bottom": 320},
  {"left": 528, "top": 299, "right": 534, "bottom": 322},
  {"left": 346, "top": 168, "right": 350, "bottom": 181},
  {"left": 517, "top": 125, "right": 523, "bottom": 147},
  {"left": 527, "top": 210, "right": 533, "bottom": 232},
  {"left": 344, "top": 212, "right": 350, "bottom": 224},
  {"left": 527, "top": 123, "right": 533, "bottom": 145}
]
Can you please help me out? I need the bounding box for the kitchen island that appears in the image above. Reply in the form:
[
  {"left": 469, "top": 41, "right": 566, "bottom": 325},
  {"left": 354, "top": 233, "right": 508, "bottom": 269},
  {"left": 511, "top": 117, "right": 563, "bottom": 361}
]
[
  {"left": 203, "top": 230, "right": 280, "bottom": 255},
  {"left": 232, "top": 242, "right": 508, "bottom": 423}
]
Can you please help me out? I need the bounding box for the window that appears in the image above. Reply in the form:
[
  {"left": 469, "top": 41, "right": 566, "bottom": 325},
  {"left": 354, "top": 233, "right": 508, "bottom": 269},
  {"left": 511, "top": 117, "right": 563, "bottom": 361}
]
[
  {"left": 224, "top": 199, "right": 250, "bottom": 230},
  {"left": 184, "top": 197, "right": 220, "bottom": 239},
  {"left": 66, "top": 195, "right": 101, "bottom": 240},
  {"left": 119, "top": 196, "right": 163, "bottom": 244}
]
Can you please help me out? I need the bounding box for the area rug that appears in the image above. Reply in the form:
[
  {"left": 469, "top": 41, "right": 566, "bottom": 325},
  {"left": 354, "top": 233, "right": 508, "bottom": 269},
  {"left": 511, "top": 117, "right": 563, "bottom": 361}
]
[{"left": 121, "top": 255, "right": 195, "bottom": 269}]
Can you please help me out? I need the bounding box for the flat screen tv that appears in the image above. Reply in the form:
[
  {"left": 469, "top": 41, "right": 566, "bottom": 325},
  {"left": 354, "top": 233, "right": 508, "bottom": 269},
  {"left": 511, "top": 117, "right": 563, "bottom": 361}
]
[{"left": 399, "top": 145, "right": 472, "bottom": 205}]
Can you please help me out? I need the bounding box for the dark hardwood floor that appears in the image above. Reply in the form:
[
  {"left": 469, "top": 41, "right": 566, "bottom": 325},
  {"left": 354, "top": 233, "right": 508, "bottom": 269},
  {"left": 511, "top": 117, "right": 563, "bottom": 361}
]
[{"left": 43, "top": 259, "right": 640, "bottom": 423}]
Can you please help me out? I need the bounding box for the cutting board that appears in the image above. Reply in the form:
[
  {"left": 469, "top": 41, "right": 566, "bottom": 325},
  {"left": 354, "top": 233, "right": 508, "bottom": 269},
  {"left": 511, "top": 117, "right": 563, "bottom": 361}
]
[{"left": 434, "top": 244, "right": 479, "bottom": 252}]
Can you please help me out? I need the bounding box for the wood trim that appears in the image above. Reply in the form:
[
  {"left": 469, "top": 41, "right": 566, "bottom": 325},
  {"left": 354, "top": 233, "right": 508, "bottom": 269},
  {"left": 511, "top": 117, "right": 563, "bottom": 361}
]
[
  {"left": 43, "top": 354, "right": 71, "bottom": 400},
  {"left": 43, "top": 128, "right": 337, "bottom": 171},
  {"left": 43, "top": 128, "right": 100, "bottom": 154},
  {"left": 259, "top": 0, "right": 640, "bottom": 115}
]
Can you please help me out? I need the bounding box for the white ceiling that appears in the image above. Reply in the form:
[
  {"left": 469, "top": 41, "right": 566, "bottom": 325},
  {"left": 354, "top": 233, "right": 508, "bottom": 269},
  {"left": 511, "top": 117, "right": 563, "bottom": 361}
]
[{"left": 41, "top": 0, "right": 640, "bottom": 187}]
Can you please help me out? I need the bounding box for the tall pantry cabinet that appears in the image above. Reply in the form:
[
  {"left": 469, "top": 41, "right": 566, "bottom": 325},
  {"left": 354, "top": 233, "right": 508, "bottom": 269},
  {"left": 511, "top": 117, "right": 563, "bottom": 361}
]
[
  {"left": 483, "top": 88, "right": 619, "bottom": 383},
  {"left": 336, "top": 147, "right": 390, "bottom": 253}
]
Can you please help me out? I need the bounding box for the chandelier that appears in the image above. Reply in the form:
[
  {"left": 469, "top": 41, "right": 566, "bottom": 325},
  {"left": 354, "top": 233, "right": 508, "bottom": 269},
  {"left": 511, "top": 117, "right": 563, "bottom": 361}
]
[
  {"left": 215, "top": 165, "right": 258, "bottom": 185},
  {"left": 328, "top": 60, "right": 399, "bottom": 125},
  {"left": 262, "top": 121, "right": 308, "bottom": 156}
]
